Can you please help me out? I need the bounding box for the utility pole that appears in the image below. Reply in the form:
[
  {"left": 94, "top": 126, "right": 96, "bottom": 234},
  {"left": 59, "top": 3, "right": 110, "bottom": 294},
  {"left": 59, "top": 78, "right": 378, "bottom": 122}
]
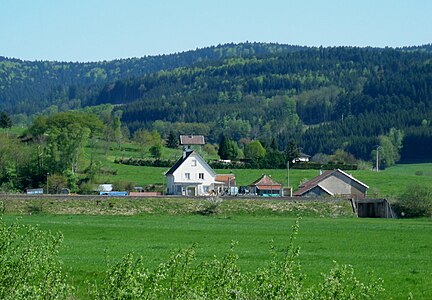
[
  {"left": 375, "top": 146, "right": 381, "bottom": 172},
  {"left": 286, "top": 160, "right": 291, "bottom": 197},
  {"left": 46, "top": 173, "right": 49, "bottom": 194}
]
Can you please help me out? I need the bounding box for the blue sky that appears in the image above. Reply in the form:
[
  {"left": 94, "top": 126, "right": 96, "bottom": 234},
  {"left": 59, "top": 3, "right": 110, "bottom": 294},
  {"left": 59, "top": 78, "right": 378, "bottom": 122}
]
[{"left": 1, "top": 0, "right": 431, "bottom": 62}]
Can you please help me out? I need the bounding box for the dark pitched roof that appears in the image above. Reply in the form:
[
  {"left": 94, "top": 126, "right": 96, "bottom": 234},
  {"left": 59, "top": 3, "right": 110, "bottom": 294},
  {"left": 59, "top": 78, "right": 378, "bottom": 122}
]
[
  {"left": 293, "top": 169, "right": 368, "bottom": 196},
  {"left": 299, "top": 152, "right": 311, "bottom": 158},
  {"left": 165, "top": 150, "right": 194, "bottom": 175},
  {"left": 179, "top": 135, "right": 205, "bottom": 145},
  {"left": 249, "top": 174, "right": 281, "bottom": 188}
]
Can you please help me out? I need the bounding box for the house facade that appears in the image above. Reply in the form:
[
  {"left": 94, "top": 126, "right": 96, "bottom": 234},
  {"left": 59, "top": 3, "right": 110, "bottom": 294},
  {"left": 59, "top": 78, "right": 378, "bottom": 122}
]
[
  {"left": 165, "top": 150, "right": 216, "bottom": 196},
  {"left": 294, "top": 169, "right": 369, "bottom": 198}
]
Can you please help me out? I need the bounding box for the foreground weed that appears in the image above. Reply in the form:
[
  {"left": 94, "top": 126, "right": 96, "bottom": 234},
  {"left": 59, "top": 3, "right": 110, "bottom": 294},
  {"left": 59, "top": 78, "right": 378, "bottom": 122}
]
[{"left": 0, "top": 219, "right": 73, "bottom": 299}]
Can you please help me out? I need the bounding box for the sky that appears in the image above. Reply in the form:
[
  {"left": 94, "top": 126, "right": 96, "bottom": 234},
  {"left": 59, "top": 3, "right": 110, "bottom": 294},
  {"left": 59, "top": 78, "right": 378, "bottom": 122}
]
[{"left": 0, "top": 0, "right": 431, "bottom": 62}]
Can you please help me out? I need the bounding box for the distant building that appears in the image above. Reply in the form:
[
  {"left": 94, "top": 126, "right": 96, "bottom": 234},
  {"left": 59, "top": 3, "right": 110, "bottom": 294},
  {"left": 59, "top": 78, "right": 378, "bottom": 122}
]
[
  {"left": 214, "top": 174, "right": 237, "bottom": 195},
  {"left": 165, "top": 149, "right": 216, "bottom": 196},
  {"left": 26, "top": 188, "right": 44, "bottom": 195},
  {"left": 179, "top": 135, "right": 205, "bottom": 146},
  {"left": 248, "top": 174, "right": 282, "bottom": 196},
  {"left": 295, "top": 153, "right": 311, "bottom": 163},
  {"left": 96, "top": 184, "right": 113, "bottom": 192},
  {"left": 294, "top": 169, "right": 368, "bottom": 198}
]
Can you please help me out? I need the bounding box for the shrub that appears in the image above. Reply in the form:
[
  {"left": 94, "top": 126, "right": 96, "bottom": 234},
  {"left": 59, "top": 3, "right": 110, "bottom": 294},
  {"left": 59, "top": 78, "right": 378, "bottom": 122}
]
[
  {"left": 393, "top": 184, "right": 432, "bottom": 217},
  {"left": 0, "top": 220, "right": 73, "bottom": 299},
  {"left": 197, "top": 196, "right": 223, "bottom": 215}
]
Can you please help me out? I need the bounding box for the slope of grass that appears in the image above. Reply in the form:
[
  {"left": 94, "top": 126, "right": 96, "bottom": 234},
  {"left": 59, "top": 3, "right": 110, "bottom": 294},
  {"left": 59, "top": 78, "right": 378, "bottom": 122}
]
[{"left": 1, "top": 214, "right": 431, "bottom": 299}]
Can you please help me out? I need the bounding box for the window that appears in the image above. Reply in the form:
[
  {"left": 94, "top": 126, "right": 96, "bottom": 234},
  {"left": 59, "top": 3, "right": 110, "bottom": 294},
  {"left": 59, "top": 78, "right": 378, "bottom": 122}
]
[
  {"left": 191, "top": 159, "right": 197, "bottom": 166},
  {"left": 185, "top": 173, "right": 190, "bottom": 180},
  {"left": 199, "top": 173, "right": 204, "bottom": 180}
]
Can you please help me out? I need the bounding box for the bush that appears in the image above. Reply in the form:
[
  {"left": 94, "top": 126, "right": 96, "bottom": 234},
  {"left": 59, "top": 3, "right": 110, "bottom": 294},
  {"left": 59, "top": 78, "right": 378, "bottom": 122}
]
[
  {"left": 0, "top": 220, "right": 73, "bottom": 299},
  {"left": 393, "top": 184, "right": 432, "bottom": 217},
  {"left": 112, "top": 180, "right": 136, "bottom": 192}
]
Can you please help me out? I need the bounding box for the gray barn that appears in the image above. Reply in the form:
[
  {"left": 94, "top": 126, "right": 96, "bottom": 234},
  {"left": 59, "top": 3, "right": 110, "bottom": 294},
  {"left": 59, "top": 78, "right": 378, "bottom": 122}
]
[{"left": 294, "top": 169, "right": 368, "bottom": 198}]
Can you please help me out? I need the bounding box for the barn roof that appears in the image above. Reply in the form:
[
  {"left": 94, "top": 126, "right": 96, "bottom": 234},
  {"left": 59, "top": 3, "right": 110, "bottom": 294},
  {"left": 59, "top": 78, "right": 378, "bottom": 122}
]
[
  {"left": 293, "top": 169, "right": 368, "bottom": 196},
  {"left": 179, "top": 135, "right": 205, "bottom": 145}
]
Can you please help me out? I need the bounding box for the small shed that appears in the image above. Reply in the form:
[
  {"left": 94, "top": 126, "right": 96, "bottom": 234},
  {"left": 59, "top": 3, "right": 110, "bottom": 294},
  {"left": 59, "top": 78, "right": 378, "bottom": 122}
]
[
  {"left": 249, "top": 175, "right": 282, "bottom": 196},
  {"left": 352, "top": 198, "right": 394, "bottom": 218}
]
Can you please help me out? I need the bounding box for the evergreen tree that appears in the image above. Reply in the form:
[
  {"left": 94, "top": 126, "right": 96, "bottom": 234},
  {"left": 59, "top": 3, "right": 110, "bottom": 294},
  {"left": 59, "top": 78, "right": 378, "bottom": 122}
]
[
  {"left": 0, "top": 112, "right": 12, "bottom": 131},
  {"left": 218, "top": 134, "right": 230, "bottom": 159},
  {"left": 166, "top": 131, "right": 179, "bottom": 149},
  {"left": 284, "top": 140, "right": 300, "bottom": 164}
]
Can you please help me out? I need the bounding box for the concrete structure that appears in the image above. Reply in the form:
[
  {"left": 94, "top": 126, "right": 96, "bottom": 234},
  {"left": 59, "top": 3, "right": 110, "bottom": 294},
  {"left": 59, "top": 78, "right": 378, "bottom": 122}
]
[
  {"left": 249, "top": 174, "right": 282, "bottom": 196},
  {"left": 352, "top": 198, "right": 394, "bottom": 218},
  {"left": 165, "top": 150, "right": 216, "bottom": 196},
  {"left": 294, "top": 169, "right": 368, "bottom": 198}
]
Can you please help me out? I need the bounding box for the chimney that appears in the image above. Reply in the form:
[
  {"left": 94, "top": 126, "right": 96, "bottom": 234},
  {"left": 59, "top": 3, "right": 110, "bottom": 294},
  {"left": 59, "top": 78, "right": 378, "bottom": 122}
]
[{"left": 183, "top": 146, "right": 192, "bottom": 159}]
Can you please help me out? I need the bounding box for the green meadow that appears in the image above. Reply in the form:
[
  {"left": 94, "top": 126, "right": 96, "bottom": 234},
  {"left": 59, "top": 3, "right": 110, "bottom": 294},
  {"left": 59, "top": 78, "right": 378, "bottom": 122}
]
[
  {"left": 84, "top": 139, "right": 432, "bottom": 198},
  {"left": 2, "top": 213, "right": 431, "bottom": 299},
  {"left": 97, "top": 159, "right": 432, "bottom": 198}
]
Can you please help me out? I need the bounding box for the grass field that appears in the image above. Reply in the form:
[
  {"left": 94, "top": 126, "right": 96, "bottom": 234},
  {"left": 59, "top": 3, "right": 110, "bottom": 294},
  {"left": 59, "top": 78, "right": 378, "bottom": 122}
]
[
  {"left": 83, "top": 140, "right": 432, "bottom": 198},
  {"left": 2, "top": 213, "right": 431, "bottom": 299},
  {"left": 96, "top": 160, "right": 432, "bottom": 198}
]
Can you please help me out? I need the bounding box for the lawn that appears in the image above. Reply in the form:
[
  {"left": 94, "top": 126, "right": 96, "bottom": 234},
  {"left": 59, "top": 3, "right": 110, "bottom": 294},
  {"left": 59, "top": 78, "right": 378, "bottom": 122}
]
[{"left": 2, "top": 214, "right": 431, "bottom": 299}]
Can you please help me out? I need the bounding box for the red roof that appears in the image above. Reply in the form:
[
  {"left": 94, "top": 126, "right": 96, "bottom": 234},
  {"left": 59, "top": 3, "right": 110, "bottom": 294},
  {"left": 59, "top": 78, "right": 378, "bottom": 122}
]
[
  {"left": 215, "top": 174, "right": 236, "bottom": 186},
  {"left": 249, "top": 174, "right": 281, "bottom": 188},
  {"left": 256, "top": 185, "right": 282, "bottom": 190}
]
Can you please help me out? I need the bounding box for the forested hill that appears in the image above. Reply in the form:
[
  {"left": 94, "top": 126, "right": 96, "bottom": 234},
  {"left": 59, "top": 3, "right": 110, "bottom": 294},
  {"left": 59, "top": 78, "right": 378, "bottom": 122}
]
[
  {"left": 93, "top": 46, "right": 432, "bottom": 162},
  {"left": 0, "top": 42, "right": 305, "bottom": 115}
]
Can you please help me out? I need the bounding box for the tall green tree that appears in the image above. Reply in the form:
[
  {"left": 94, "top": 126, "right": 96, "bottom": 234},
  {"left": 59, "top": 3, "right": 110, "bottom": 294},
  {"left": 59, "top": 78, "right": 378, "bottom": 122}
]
[
  {"left": 217, "top": 135, "right": 239, "bottom": 160},
  {"left": 166, "top": 131, "right": 179, "bottom": 149},
  {"left": 28, "top": 111, "right": 103, "bottom": 175},
  {"left": 218, "top": 135, "right": 230, "bottom": 160},
  {"left": 284, "top": 140, "right": 300, "bottom": 164},
  {"left": 0, "top": 112, "right": 12, "bottom": 136},
  {"left": 244, "top": 140, "right": 266, "bottom": 160}
]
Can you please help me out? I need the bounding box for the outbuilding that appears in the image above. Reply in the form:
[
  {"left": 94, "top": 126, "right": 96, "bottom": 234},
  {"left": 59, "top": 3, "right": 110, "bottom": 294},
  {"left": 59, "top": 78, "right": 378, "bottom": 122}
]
[
  {"left": 294, "top": 169, "right": 368, "bottom": 198},
  {"left": 248, "top": 174, "right": 282, "bottom": 196}
]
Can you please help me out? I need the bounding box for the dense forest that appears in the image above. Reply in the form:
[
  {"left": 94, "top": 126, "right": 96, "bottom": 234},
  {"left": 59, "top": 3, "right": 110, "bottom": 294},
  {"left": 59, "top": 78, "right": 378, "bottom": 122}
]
[
  {"left": 1, "top": 43, "right": 432, "bottom": 165},
  {"left": 0, "top": 43, "right": 305, "bottom": 116},
  {"left": 91, "top": 46, "right": 432, "bottom": 162}
]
